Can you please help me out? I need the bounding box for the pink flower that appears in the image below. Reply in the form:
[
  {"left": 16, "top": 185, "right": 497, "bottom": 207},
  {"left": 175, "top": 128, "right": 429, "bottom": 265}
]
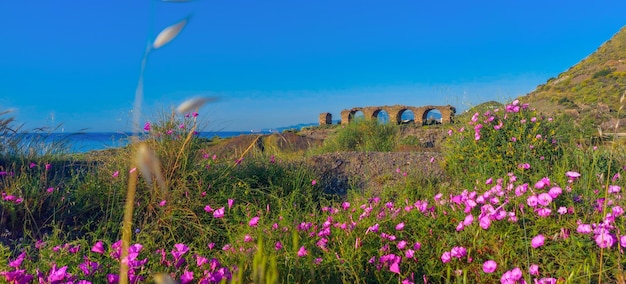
[
  {"left": 557, "top": 207, "right": 567, "bottom": 215},
  {"left": 395, "top": 222, "right": 405, "bottom": 231},
  {"left": 441, "top": 251, "right": 451, "bottom": 263},
  {"left": 548, "top": 187, "right": 562, "bottom": 199},
  {"left": 565, "top": 171, "right": 581, "bottom": 179},
  {"left": 243, "top": 234, "right": 253, "bottom": 243},
  {"left": 482, "top": 260, "right": 497, "bottom": 273},
  {"left": 249, "top": 216, "right": 259, "bottom": 227},
  {"left": 389, "top": 261, "right": 401, "bottom": 274},
  {"left": 228, "top": 199, "right": 234, "bottom": 209},
  {"left": 526, "top": 195, "right": 538, "bottom": 207},
  {"left": 463, "top": 214, "right": 474, "bottom": 225},
  {"left": 479, "top": 216, "right": 491, "bottom": 230},
  {"left": 595, "top": 232, "right": 614, "bottom": 248},
  {"left": 180, "top": 270, "right": 194, "bottom": 284},
  {"left": 196, "top": 255, "right": 208, "bottom": 267},
  {"left": 537, "top": 278, "right": 557, "bottom": 284},
  {"left": 531, "top": 234, "right": 545, "bottom": 248},
  {"left": 397, "top": 240, "right": 407, "bottom": 250},
  {"left": 413, "top": 242, "right": 421, "bottom": 250},
  {"left": 609, "top": 185, "right": 621, "bottom": 194},
  {"left": 536, "top": 207, "right": 551, "bottom": 217},
  {"left": 366, "top": 223, "right": 380, "bottom": 234},
  {"left": 45, "top": 163, "right": 51, "bottom": 171},
  {"left": 112, "top": 171, "right": 119, "bottom": 178},
  {"left": 48, "top": 265, "right": 68, "bottom": 282},
  {"left": 577, "top": 224, "right": 592, "bottom": 234},
  {"left": 341, "top": 202, "right": 350, "bottom": 210},
  {"left": 213, "top": 207, "right": 225, "bottom": 218},
  {"left": 8, "top": 252, "right": 26, "bottom": 268},
  {"left": 405, "top": 249, "right": 415, "bottom": 259},
  {"left": 534, "top": 177, "right": 550, "bottom": 189},
  {"left": 275, "top": 241, "right": 283, "bottom": 250},
  {"left": 450, "top": 246, "right": 467, "bottom": 258},
  {"left": 143, "top": 122, "right": 151, "bottom": 131},
  {"left": 159, "top": 200, "right": 166, "bottom": 207},
  {"left": 311, "top": 180, "right": 317, "bottom": 185},
  {"left": 297, "top": 246, "right": 308, "bottom": 257},
  {"left": 537, "top": 193, "right": 553, "bottom": 206},
  {"left": 529, "top": 264, "right": 539, "bottom": 275},
  {"left": 91, "top": 241, "right": 105, "bottom": 254}
]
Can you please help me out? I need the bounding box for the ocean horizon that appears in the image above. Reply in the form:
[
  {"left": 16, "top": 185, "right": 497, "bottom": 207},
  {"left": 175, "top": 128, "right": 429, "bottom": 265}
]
[{"left": 10, "top": 131, "right": 279, "bottom": 154}]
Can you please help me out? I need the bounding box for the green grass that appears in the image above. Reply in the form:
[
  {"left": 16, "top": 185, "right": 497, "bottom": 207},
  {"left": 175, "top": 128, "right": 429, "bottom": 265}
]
[
  {"left": 316, "top": 119, "right": 399, "bottom": 153},
  {"left": 2, "top": 6, "right": 626, "bottom": 282},
  {"left": 2, "top": 98, "right": 626, "bottom": 283}
]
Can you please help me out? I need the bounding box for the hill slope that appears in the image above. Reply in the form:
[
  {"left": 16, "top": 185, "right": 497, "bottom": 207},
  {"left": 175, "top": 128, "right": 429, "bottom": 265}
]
[{"left": 521, "top": 25, "right": 626, "bottom": 133}]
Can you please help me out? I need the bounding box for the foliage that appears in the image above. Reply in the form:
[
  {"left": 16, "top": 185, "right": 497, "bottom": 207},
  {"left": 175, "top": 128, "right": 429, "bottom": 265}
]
[
  {"left": 524, "top": 26, "right": 626, "bottom": 117},
  {"left": 441, "top": 100, "right": 573, "bottom": 186},
  {"left": 2, "top": 106, "right": 626, "bottom": 283},
  {"left": 320, "top": 119, "right": 399, "bottom": 152}
]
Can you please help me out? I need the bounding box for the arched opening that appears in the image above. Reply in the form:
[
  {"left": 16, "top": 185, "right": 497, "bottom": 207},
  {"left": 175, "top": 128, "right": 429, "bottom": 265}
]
[
  {"left": 423, "top": 109, "right": 442, "bottom": 126},
  {"left": 373, "top": 109, "right": 389, "bottom": 124},
  {"left": 399, "top": 109, "right": 415, "bottom": 124},
  {"left": 349, "top": 110, "right": 365, "bottom": 123}
]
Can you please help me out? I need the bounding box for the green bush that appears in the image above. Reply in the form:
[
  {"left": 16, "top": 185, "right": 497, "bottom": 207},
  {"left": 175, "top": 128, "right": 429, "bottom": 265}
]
[
  {"left": 442, "top": 100, "right": 573, "bottom": 186},
  {"left": 321, "top": 119, "right": 399, "bottom": 152}
]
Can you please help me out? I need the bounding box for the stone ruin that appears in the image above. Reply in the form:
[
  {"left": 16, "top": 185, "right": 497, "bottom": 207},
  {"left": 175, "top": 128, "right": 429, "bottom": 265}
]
[{"left": 319, "top": 105, "right": 456, "bottom": 126}]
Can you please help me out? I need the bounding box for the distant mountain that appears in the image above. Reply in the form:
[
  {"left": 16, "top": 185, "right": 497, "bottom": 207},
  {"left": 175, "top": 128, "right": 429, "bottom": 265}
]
[
  {"left": 263, "top": 122, "right": 319, "bottom": 133},
  {"left": 520, "top": 25, "right": 626, "bottom": 134}
]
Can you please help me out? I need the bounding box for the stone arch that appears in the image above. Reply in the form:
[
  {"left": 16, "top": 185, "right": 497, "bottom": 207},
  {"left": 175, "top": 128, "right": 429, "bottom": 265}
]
[
  {"left": 414, "top": 105, "right": 456, "bottom": 125},
  {"left": 371, "top": 108, "right": 390, "bottom": 124},
  {"left": 398, "top": 108, "right": 416, "bottom": 124},
  {"left": 423, "top": 108, "right": 442, "bottom": 125},
  {"left": 319, "top": 112, "right": 332, "bottom": 125},
  {"left": 340, "top": 108, "right": 365, "bottom": 124},
  {"left": 340, "top": 104, "right": 456, "bottom": 126}
]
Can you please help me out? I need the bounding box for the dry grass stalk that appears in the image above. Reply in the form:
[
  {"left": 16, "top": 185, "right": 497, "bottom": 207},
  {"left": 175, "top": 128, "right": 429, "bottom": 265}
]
[{"left": 120, "top": 12, "right": 191, "bottom": 284}]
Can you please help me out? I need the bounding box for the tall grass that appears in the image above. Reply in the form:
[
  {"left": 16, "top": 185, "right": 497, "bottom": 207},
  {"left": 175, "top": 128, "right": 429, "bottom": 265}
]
[
  {"left": 319, "top": 119, "right": 399, "bottom": 152},
  {"left": 2, "top": 100, "right": 626, "bottom": 282},
  {"left": 2, "top": 6, "right": 626, "bottom": 281}
]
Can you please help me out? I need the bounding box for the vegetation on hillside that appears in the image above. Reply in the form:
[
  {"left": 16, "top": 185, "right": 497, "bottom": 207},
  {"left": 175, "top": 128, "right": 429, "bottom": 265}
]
[
  {"left": 529, "top": 26, "right": 626, "bottom": 107},
  {"left": 523, "top": 25, "right": 626, "bottom": 135}
]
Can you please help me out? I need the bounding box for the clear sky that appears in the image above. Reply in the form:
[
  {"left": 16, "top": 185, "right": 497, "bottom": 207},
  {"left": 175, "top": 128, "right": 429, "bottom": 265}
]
[{"left": 1, "top": 1, "right": 624, "bottom": 132}]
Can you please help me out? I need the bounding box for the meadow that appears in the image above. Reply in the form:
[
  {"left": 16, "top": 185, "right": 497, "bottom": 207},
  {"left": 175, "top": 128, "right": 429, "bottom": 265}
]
[
  {"left": 1, "top": 96, "right": 626, "bottom": 284},
  {"left": 3, "top": 6, "right": 626, "bottom": 283}
]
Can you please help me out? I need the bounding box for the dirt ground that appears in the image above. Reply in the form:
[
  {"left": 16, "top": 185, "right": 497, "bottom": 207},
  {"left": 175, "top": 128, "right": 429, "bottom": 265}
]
[
  {"left": 306, "top": 151, "right": 444, "bottom": 195},
  {"left": 203, "top": 128, "right": 447, "bottom": 194}
]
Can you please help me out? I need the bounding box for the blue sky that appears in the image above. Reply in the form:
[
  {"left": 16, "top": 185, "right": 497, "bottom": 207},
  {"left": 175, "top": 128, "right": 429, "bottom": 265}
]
[{"left": 0, "top": 1, "right": 624, "bottom": 132}]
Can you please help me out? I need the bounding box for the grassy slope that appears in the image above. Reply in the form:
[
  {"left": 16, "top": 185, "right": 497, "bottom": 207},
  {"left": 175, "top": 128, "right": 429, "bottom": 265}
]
[{"left": 524, "top": 25, "right": 626, "bottom": 108}]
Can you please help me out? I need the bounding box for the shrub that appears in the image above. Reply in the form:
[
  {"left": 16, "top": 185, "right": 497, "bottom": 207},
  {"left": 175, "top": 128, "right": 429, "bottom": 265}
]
[
  {"left": 442, "top": 100, "right": 572, "bottom": 186},
  {"left": 321, "top": 119, "right": 399, "bottom": 152}
]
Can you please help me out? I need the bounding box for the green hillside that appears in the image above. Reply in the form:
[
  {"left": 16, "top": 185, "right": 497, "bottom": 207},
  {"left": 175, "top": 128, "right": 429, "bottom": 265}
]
[{"left": 521, "top": 25, "right": 626, "bottom": 135}]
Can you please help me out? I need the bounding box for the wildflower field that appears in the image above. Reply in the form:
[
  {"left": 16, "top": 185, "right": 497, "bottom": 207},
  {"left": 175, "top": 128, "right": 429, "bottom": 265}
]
[
  {"left": 3, "top": 5, "right": 626, "bottom": 283},
  {"left": 1, "top": 97, "right": 626, "bottom": 284}
]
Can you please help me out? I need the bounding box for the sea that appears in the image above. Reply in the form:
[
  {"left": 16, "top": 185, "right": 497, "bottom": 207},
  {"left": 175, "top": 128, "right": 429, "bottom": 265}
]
[{"left": 9, "top": 131, "right": 275, "bottom": 154}]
